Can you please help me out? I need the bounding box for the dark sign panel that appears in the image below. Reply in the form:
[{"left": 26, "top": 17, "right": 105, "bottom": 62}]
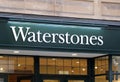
[{"left": 0, "top": 20, "right": 120, "bottom": 52}]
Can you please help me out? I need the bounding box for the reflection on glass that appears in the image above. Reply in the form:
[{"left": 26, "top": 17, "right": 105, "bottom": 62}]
[
  {"left": 113, "top": 75, "right": 120, "bottom": 82},
  {"left": 40, "top": 58, "right": 87, "bottom": 75},
  {"left": 112, "top": 56, "right": 120, "bottom": 73}
]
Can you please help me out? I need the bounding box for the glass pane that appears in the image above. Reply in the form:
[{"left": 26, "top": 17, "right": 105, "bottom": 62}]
[
  {"left": 18, "top": 57, "right": 25, "bottom": 65},
  {"left": 72, "top": 67, "right": 80, "bottom": 75},
  {"left": 17, "top": 65, "right": 25, "bottom": 71},
  {"left": 0, "top": 65, "right": 8, "bottom": 73},
  {"left": 39, "top": 57, "right": 87, "bottom": 75},
  {"left": 26, "top": 57, "right": 34, "bottom": 65},
  {"left": 64, "top": 66, "right": 72, "bottom": 75},
  {"left": 40, "top": 65, "right": 47, "bottom": 74},
  {"left": 80, "top": 59, "right": 87, "bottom": 67},
  {"left": 72, "top": 59, "right": 79, "bottom": 67},
  {"left": 26, "top": 66, "right": 34, "bottom": 73},
  {"left": 40, "top": 58, "right": 47, "bottom": 65},
  {"left": 80, "top": 67, "right": 87, "bottom": 75},
  {"left": 64, "top": 59, "right": 71, "bottom": 67},
  {"left": 112, "top": 56, "right": 120, "bottom": 73},
  {"left": 9, "top": 56, "right": 17, "bottom": 65},
  {"left": 0, "top": 56, "right": 34, "bottom": 74},
  {"left": 48, "top": 66, "right": 55, "bottom": 74},
  {"left": 48, "top": 58, "right": 56, "bottom": 66},
  {"left": 69, "top": 80, "right": 84, "bottom": 82},
  {"left": 95, "top": 76, "right": 108, "bottom": 82},
  {"left": 0, "top": 56, "right": 8, "bottom": 64},
  {"left": 56, "top": 66, "right": 64, "bottom": 74},
  {"left": 9, "top": 65, "right": 15, "bottom": 73},
  {"left": 95, "top": 56, "right": 108, "bottom": 75},
  {"left": 56, "top": 59, "right": 63, "bottom": 66},
  {"left": 44, "top": 80, "right": 60, "bottom": 82}
]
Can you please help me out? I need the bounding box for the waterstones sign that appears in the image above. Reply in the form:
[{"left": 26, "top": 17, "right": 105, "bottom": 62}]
[
  {"left": 10, "top": 26, "right": 103, "bottom": 46},
  {"left": 0, "top": 21, "right": 120, "bottom": 52}
]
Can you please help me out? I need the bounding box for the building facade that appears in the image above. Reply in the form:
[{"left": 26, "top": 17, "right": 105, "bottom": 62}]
[{"left": 0, "top": 0, "right": 120, "bottom": 82}]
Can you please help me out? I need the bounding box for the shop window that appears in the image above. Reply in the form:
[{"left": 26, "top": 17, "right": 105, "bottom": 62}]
[
  {"left": 0, "top": 56, "right": 34, "bottom": 74},
  {"left": 112, "top": 56, "right": 120, "bottom": 73},
  {"left": 39, "top": 57, "right": 87, "bottom": 75},
  {"left": 95, "top": 56, "right": 108, "bottom": 75}
]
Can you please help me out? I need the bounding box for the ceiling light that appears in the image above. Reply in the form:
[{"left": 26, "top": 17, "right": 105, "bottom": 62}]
[
  {"left": 82, "top": 68, "right": 86, "bottom": 71},
  {"left": 0, "top": 56, "right": 3, "bottom": 58},
  {"left": 17, "top": 64, "right": 21, "bottom": 67},
  {"left": 72, "top": 53, "right": 77, "bottom": 56},
  {"left": 72, "top": 70, "right": 74, "bottom": 72},
  {"left": 0, "top": 68, "right": 3, "bottom": 71},
  {"left": 52, "top": 58, "right": 56, "bottom": 60},
  {"left": 13, "top": 51, "right": 20, "bottom": 54},
  {"left": 76, "top": 61, "right": 79, "bottom": 64},
  {"left": 95, "top": 66, "right": 98, "bottom": 69}
]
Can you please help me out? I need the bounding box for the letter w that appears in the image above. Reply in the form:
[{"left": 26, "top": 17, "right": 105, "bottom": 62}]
[{"left": 10, "top": 26, "right": 30, "bottom": 42}]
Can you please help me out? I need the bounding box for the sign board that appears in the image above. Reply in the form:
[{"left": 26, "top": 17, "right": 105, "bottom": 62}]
[{"left": 0, "top": 20, "right": 120, "bottom": 52}]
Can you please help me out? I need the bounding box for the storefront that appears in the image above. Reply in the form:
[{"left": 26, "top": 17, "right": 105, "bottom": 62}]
[{"left": 0, "top": 13, "right": 120, "bottom": 82}]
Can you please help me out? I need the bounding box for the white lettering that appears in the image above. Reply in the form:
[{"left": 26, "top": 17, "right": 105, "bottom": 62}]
[
  {"left": 10, "top": 26, "right": 104, "bottom": 46},
  {"left": 51, "top": 33, "right": 58, "bottom": 43},
  {"left": 80, "top": 35, "right": 89, "bottom": 45},
  {"left": 37, "top": 31, "right": 42, "bottom": 42},
  {"left": 28, "top": 32, "right": 37, "bottom": 42},
  {"left": 98, "top": 36, "right": 104, "bottom": 46},
  {"left": 89, "top": 36, "right": 97, "bottom": 45},
  {"left": 70, "top": 34, "right": 80, "bottom": 44},
  {"left": 10, "top": 26, "right": 30, "bottom": 42},
  {"left": 43, "top": 33, "right": 51, "bottom": 43},
  {"left": 65, "top": 32, "right": 71, "bottom": 44},
  {"left": 58, "top": 34, "right": 65, "bottom": 44}
]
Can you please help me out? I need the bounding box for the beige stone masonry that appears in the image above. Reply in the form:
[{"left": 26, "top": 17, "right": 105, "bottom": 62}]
[{"left": 0, "top": 0, "right": 119, "bottom": 21}]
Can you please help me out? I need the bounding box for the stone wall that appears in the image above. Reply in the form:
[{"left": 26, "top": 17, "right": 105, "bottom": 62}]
[{"left": 0, "top": 0, "right": 119, "bottom": 21}]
